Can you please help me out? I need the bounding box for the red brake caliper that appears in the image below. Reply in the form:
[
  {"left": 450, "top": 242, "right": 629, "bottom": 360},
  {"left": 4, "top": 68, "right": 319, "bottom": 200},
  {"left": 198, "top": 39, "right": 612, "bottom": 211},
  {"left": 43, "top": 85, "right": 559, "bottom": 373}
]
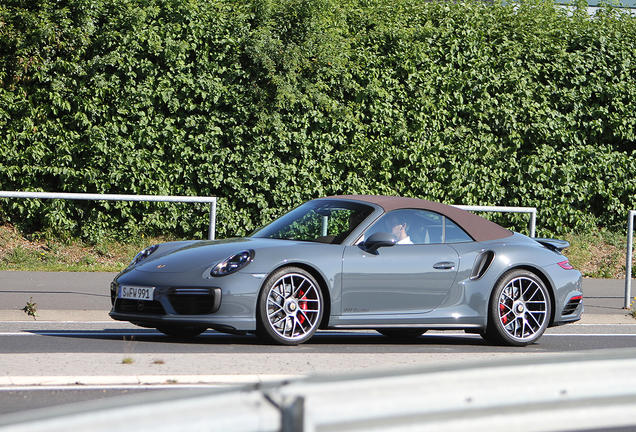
[
  {"left": 298, "top": 290, "right": 307, "bottom": 324},
  {"left": 500, "top": 302, "right": 508, "bottom": 324}
]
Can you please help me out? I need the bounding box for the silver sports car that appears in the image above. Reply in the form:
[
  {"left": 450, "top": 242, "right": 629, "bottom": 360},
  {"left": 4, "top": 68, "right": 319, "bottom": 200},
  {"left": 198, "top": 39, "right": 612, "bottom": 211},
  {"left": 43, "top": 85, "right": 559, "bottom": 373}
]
[{"left": 109, "top": 195, "right": 583, "bottom": 346}]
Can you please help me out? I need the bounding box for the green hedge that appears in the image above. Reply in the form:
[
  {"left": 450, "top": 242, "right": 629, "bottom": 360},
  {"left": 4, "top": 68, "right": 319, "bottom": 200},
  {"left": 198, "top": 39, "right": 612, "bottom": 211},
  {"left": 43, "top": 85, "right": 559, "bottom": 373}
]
[{"left": 1, "top": 0, "right": 635, "bottom": 241}]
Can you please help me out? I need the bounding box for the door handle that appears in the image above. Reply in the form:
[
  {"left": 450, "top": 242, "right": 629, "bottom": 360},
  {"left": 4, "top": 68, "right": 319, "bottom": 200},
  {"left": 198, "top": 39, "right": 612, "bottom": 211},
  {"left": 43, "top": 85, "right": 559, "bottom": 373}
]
[{"left": 433, "top": 261, "right": 456, "bottom": 270}]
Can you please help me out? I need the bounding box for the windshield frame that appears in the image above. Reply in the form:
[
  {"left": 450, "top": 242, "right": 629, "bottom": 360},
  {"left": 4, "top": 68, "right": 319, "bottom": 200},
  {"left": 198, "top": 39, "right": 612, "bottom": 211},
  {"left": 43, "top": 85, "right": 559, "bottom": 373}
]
[{"left": 250, "top": 199, "right": 378, "bottom": 245}]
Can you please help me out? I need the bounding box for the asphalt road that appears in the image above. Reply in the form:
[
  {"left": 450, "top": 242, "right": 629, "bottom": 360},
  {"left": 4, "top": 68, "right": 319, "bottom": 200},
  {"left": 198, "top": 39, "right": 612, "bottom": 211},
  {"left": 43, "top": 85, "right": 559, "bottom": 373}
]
[
  {"left": 1, "top": 322, "right": 636, "bottom": 418},
  {"left": 0, "top": 271, "right": 114, "bottom": 312},
  {"left": 2, "top": 322, "right": 636, "bottom": 355},
  {"left": 1, "top": 271, "right": 635, "bottom": 420}
]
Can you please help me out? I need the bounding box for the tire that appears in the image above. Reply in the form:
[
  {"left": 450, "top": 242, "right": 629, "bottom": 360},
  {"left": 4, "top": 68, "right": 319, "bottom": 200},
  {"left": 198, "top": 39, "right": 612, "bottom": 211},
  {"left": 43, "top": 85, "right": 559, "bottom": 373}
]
[
  {"left": 257, "top": 267, "right": 323, "bottom": 345},
  {"left": 376, "top": 329, "right": 427, "bottom": 339},
  {"left": 484, "top": 269, "right": 551, "bottom": 346},
  {"left": 156, "top": 326, "right": 207, "bottom": 338}
]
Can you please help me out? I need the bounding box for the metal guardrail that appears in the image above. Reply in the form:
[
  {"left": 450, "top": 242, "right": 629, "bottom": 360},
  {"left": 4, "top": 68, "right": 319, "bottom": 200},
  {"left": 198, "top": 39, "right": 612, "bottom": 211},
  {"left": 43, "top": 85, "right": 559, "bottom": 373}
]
[
  {"left": 454, "top": 205, "right": 537, "bottom": 238},
  {"left": 0, "top": 191, "right": 218, "bottom": 240},
  {"left": 2, "top": 349, "right": 636, "bottom": 432},
  {"left": 626, "top": 210, "right": 636, "bottom": 308},
  {"left": 0, "top": 192, "right": 536, "bottom": 241}
]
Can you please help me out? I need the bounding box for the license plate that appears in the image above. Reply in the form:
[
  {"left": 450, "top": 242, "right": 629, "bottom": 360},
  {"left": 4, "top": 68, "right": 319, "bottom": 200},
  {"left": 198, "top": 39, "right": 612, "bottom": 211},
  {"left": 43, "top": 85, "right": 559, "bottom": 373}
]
[{"left": 118, "top": 285, "right": 154, "bottom": 301}]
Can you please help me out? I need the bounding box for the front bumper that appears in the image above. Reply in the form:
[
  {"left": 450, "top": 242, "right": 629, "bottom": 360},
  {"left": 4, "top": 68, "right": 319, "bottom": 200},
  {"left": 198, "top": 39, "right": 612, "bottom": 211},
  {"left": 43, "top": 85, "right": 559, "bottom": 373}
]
[
  {"left": 109, "top": 278, "right": 258, "bottom": 332},
  {"left": 110, "top": 282, "right": 222, "bottom": 315}
]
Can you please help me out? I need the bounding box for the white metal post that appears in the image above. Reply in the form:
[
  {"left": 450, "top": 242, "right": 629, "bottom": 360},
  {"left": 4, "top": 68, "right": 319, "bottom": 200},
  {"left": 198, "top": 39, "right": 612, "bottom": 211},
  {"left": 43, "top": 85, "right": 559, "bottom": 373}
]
[
  {"left": 208, "top": 201, "right": 217, "bottom": 240},
  {"left": 625, "top": 211, "right": 635, "bottom": 309}
]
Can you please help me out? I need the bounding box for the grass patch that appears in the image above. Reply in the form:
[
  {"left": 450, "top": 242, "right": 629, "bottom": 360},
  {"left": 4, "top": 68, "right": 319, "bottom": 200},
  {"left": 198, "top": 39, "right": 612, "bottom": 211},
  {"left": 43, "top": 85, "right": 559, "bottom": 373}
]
[
  {"left": 0, "top": 224, "right": 176, "bottom": 272},
  {"left": 563, "top": 229, "right": 628, "bottom": 279}
]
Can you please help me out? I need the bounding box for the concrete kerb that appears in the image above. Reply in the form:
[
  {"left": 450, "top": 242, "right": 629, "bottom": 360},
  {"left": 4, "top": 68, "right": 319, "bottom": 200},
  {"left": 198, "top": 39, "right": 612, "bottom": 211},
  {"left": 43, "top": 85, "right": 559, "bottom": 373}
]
[
  {"left": 0, "top": 375, "right": 300, "bottom": 387},
  {"left": 577, "top": 313, "right": 634, "bottom": 324}
]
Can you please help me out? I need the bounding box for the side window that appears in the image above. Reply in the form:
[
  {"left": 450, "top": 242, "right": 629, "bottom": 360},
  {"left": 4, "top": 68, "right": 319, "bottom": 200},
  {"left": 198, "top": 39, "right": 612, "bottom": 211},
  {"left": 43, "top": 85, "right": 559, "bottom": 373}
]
[
  {"left": 363, "top": 209, "right": 472, "bottom": 245},
  {"left": 445, "top": 218, "right": 472, "bottom": 243},
  {"left": 409, "top": 211, "right": 443, "bottom": 244}
]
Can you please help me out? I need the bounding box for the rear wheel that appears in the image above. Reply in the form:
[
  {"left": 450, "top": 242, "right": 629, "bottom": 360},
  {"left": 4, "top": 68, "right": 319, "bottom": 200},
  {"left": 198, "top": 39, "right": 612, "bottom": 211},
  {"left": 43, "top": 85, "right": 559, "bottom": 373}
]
[
  {"left": 257, "top": 267, "right": 323, "bottom": 345},
  {"left": 156, "top": 326, "right": 207, "bottom": 338},
  {"left": 483, "top": 269, "right": 551, "bottom": 346}
]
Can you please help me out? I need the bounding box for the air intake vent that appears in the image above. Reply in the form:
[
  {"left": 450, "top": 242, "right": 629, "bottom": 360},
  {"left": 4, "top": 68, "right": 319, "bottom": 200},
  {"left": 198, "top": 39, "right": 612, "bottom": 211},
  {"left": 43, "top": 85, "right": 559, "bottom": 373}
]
[
  {"left": 115, "top": 299, "right": 166, "bottom": 315},
  {"left": 470, "top": 251, "right": 495, "bottom": 280},
  {"left": 563, "top": 295, "right": 582, "bottom": 315},
  {"left": 168, "top": 287, "right": 222, "bottom": 315}
]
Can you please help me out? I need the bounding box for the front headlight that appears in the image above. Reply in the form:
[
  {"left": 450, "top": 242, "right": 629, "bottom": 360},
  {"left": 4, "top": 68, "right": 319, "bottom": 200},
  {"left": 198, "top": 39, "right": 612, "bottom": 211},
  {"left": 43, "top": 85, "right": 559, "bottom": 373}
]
[
  {"left": 211, "top": 250, "right": 254, "bottom": 277},
  {"left": 130, "top": 245, "right": 159, "bottom": 266}
]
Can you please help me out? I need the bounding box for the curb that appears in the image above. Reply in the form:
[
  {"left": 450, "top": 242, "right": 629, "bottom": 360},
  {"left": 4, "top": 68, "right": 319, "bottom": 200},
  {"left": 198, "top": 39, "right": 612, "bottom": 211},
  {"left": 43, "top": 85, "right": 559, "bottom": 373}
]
[
  {"left": 0, "top": 375, "right": 301, "bottom": 387},
  {"left": 577, "top": 313, "right": 635, "bottom": 325}
]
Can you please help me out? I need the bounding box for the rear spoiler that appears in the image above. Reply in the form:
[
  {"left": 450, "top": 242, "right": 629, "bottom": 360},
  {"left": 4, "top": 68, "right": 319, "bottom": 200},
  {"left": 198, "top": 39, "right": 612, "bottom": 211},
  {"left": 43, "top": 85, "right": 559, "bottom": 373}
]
[{"left": 534, "top": 238, "right": 570, "bottom": 253}]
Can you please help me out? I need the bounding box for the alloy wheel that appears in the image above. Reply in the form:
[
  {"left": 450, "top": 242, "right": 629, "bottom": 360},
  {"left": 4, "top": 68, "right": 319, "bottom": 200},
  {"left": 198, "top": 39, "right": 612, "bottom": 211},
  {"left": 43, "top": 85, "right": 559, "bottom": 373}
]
[
  {"left": 262, "top": 269, "right": 322, "bottom": 344},
  {"left": 497, "top": 276, "right": 548, "bottom": 342}
]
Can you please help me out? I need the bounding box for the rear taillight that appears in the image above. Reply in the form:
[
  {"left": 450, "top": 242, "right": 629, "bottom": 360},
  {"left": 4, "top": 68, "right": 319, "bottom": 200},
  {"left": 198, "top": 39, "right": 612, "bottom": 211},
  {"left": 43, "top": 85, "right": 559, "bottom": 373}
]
[{"left": 558, "top": 260, "right": 575, "bottom": 270}]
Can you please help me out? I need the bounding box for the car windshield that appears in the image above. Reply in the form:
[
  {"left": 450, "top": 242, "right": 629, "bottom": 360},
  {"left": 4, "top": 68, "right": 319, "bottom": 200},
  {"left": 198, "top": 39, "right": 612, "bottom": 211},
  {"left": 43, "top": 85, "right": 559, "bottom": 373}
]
[{"left": 251, "top": 200, "right": 375, "bottom": 244}]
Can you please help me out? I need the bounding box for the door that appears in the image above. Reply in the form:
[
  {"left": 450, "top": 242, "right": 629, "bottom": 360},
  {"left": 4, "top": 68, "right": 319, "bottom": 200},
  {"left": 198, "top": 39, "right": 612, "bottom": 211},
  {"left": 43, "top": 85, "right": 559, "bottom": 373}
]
[{"left": 341, "top": 243, "right": 459, "bottom": 316}]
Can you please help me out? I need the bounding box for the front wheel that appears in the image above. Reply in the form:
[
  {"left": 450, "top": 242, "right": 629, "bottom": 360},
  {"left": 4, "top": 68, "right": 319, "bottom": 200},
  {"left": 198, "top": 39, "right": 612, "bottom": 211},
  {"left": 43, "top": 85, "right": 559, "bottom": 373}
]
[
  {"left": 257, "top": 267, "right": 323, "bottom": 345},
  {"left": 484, "top": 269, "right": 551, "bottom": 346}
]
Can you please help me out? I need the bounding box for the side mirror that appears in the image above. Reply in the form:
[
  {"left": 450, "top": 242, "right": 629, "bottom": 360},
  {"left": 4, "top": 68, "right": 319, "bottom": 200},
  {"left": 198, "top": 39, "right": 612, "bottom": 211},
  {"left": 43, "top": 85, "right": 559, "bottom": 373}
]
[{"left": 362, "top": 232, "right": 396, "bottom": 254}]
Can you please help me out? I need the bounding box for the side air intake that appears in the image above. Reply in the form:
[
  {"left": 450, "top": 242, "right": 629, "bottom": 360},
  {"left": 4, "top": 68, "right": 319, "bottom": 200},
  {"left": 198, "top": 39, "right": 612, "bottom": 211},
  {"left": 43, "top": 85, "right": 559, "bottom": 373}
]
[{"left": 470, "top": 251, "right": 495, "bottom": 280}]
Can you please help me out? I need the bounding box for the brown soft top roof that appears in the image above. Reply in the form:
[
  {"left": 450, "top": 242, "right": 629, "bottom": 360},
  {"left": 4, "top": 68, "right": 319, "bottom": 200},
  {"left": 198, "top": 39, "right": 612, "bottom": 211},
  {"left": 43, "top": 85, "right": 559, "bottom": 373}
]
[{"left": 326, "top": 195, "right": 513, "bottom": 242}]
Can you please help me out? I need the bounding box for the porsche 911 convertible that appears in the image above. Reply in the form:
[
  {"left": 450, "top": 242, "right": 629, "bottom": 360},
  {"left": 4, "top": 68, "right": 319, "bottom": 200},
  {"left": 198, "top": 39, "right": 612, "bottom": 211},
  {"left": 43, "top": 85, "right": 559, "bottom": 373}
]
[{"left": 109, "top": 195, "right": 583, "bottom": 346}]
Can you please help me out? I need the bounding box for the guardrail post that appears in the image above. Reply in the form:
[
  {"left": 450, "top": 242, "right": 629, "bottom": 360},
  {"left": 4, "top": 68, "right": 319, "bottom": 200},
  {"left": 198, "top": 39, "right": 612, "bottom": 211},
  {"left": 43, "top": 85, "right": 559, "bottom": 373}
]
[
  {"left": 625, "top": 211, "right": 635, "bottom": 309},
  {"left": 529, "top": 209, "right": 536, "bottom": 238},
  {"left": 208, "top": 200, "right": 216, "bottom": 240},
  {"left": 282, "top": 396, "right": 304, "bottom": 432}
]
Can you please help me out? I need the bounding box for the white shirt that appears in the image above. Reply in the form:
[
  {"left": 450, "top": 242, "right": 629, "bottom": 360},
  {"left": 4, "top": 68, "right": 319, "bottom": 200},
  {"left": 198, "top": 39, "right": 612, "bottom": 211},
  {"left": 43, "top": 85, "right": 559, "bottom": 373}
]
[{"left": 397, "top": 236, "right": 413, "bottom": 245}]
